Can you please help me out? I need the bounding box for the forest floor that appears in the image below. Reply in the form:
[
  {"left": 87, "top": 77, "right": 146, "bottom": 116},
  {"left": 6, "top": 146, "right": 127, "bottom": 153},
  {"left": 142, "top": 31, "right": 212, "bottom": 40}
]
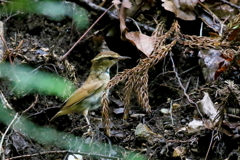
[{"left": 1, "top": 0, "right": 240, "bottom": 160}]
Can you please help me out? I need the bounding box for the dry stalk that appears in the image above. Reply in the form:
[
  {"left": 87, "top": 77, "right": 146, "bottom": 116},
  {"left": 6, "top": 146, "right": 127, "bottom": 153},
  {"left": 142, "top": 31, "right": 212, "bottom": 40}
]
[
  {"left": 101, "top": 91, "right": 111, "bottom": 136},
  {"left": 180, "top": 34, "right": 230, "bottom": 49}
]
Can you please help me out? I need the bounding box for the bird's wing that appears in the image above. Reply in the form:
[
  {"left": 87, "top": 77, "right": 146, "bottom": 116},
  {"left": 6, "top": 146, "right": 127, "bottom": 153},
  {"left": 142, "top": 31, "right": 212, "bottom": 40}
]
[{"left": 62, "top": 82, "right": 104, "bottom": 109}]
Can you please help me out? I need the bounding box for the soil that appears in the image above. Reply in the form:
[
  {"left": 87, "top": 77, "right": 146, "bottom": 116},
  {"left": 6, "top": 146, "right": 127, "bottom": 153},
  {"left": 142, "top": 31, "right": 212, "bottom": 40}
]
[{"left": 1, "top": 1, "right": 240, "bottom": 160}]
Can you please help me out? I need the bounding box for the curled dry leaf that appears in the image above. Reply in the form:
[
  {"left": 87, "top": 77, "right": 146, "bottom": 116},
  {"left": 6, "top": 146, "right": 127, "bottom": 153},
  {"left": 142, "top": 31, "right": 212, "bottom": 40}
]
[
  {"left": 119, "top": 0, "right": 132, "bottom": 34},
  {"left": 160, "top": 108, "right": 170, "bottom": 114},
  {"left": 197, "top": 92, "right": 220, "bottom": 129},
  {"left": 173, "top": 146, "right": 186, "bottom": 157},
  {"left": 135, "top": 123, "right": 163, "bottom": 144},
  {"left": 68, "top": 154, "right": 83, "bottom": 160},
  {"left": 130, "top": 113, "right": 146, "bottom": 118},
  {"left": 198, "top": 49, "right": 230, "bottom": 82},
  {"left": 161, "top": 0, "right": 198, "bottom": 20},
  {"left": 122, "top": 0, "right": 132, "bottom": 8},
  {"left": 125, "top": 31, "right": 156, "bottom": 57},
  {"left": 112, "top": 0, "right": 121, "bottom": 9},
  {"left": 118, "top": 0, "right": 155, "bottom": 57},
  {"left": 113, "top": 108, "right": 124, "bottom": 114},
  {"left": 135, "top": 123, "right": 156, "bottom": 138},
  {"left": 187, "top": 119, "right": 204, "bottom": 134}
]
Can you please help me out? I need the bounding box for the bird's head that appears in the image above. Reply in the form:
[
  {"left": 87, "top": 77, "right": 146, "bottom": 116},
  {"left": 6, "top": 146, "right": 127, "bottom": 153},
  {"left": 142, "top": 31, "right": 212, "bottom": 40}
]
[{"left": 91, "top": 51, "right": 130, "bottom": 69}]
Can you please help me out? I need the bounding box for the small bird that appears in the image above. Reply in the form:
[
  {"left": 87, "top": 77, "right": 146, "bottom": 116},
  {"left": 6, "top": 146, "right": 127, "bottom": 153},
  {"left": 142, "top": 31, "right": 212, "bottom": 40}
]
[{"left": 50, "top": 51, "right": 130, "bottom": 129}]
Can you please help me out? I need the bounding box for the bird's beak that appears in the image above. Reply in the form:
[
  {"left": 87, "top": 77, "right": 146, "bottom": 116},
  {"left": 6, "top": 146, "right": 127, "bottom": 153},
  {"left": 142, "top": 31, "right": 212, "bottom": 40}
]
[{"left": 118, "top": 56, "right": 131, "bottom": 60}]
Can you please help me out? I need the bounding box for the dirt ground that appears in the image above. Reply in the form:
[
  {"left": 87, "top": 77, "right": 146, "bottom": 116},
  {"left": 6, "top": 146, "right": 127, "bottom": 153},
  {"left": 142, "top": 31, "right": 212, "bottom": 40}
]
[{"left": 1, "top": 0, "right": 240, "bottom": 160}]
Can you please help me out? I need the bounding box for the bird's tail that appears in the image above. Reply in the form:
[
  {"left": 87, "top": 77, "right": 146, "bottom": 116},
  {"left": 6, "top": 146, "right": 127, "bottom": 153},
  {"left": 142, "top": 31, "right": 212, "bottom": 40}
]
[{"left": 50, "top": 111, "right": 66, "bottom": 121}]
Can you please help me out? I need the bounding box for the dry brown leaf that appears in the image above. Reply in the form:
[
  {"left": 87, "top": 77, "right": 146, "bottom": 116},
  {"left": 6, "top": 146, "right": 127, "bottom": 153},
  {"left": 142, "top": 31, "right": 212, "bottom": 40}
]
[
  {"left": 112, "top": 0, "right": 121, "bottom": 9},
  {"left": 228, "top": 28, "right": 240, "bottom": 41},
  {"left": 125, "top": 32, "right": 155, "bottom": 57},
  {"left": 119, "top": 0, "right": 132, "bottom": 35},
  {"left": 161, "top": 0, "right": 198, "bottom": 20},
  {"left": 122, "top": 0, "right": 132, "bottom": 8},
  {"left": 112, "top": 0, "right": 121, "bottom": 5}
]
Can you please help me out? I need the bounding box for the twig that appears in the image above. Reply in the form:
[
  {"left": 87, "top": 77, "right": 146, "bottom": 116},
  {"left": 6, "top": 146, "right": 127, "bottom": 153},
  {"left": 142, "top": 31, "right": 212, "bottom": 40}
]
[
  {"left": 227, "top": 114, "right": 240, "bottom": 119},
  {"left": 60, "top": 4, "right": 114, "bottom": 61},
  {"left": 0, "top": 113, "right": 19, "bottom": 157},
  {"left": 169, "top": 53, "right": 203, "bottom": 118},
  {"left": 0, "top": 34, "right": 8, "bottom": 52},
  {"left": 185, "top": 76, "right": 192, "bottom": 93},
  {"left": 6, "top": 150, "right": 119, "bottom": 160},
  {"left": 205, "top": 130, "right": 217, "bottom": 160},
  {"left": 128, "top": 17, "right": 142, "bottom": 33},
  {"left": 26, "top": 106, "right": 60, "bottom": 118},
  {"left": 10, "top": 65, "right": 42, "bottom": 93},
  {"left": 169, "top": 99, "right": 174, "bottom": 125},
  {"left": 195, "top": 77, "right": 199, "bottom": 89},
  {"left": 178, "top": 65, "right": 198, "bottom": 76},
  {"left": 0, "top": 90, "right": 13, "bottom": 109},
  {"left": 219, "top": 0, "right": 240, "bottom": 10},
  {"left": 167, "top": 137, "right": 198, "bottom": 143},
  {"left": 22, "top": 95, "right": 39, "bottom": 114}
]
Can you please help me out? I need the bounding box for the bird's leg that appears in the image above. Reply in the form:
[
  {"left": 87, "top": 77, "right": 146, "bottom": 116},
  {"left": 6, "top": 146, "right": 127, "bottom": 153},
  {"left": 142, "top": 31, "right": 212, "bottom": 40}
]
[
  {"left": 84, "top": 114, "right": 92, "bottom": 132},
  {"left": 83, "top": 110, "right": 93, "bottom": 134}
]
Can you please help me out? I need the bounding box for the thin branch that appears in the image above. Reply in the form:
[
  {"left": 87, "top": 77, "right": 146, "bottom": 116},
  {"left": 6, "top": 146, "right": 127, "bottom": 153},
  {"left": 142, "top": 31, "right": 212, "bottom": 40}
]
[
  {"left": 169, "top": 99, "right": 174, "bottom": 125},
  {"left": 169, "top": 53, "right": 203, "bottom": 118},
  {"left": 7, "top": 150, "right": 119, "bottom": 160},
  {"left": 0, "top": 90, "right": 13, "bottom": 109},
  {"left": 178, "top": 65, "right": 198, "bottom": 76},
  {"left": 22, "top": 95, "right": 39, "bottom": 114},
  {"left": 0, "top": 34, "right": 8, "bottom": 52},
  {"left": 219, "top": 0, "right": 240, "bottom": 10},
  {"left": 60, "top": 4, "right": 114, "bottom": 61},
  {"left": 10, "top": 65, "right": 43, "bottom": 93},
  {"left": 205, "top": 130, "right": 217, "bottom": 160},
  {"left": 0, "top": 113, "right": 19, "bottom": 157}
]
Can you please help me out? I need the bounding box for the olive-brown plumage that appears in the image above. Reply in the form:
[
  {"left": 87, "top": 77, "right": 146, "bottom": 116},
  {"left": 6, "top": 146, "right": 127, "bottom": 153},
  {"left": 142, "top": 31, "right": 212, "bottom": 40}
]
[{"left": 51, "top": 51, "right": 130, "bottom": 126}]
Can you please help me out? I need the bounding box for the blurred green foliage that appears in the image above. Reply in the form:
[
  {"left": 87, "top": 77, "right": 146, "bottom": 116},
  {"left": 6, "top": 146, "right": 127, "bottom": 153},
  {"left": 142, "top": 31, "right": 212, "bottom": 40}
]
[
  {"left": 0, "top": 0, "right": 89, "bottom": 30},
  {"left": 0, "top": 103, "right": 146, "bottom": 159},
  {"left": 0, "top": 63, "right": 75, "bottom": 99}
]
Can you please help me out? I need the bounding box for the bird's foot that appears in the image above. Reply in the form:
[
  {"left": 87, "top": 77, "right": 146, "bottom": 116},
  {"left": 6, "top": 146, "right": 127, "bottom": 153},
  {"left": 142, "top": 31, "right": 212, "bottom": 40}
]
[{"left": 83, "top": 126, "right": 94, "bottom": 136}]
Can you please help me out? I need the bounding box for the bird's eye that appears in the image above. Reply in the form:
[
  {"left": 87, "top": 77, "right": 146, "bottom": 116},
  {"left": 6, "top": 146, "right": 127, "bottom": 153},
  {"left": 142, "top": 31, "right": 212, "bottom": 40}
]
[{"left": 107, "top": 57, "right": 115, "bottom": 60}]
